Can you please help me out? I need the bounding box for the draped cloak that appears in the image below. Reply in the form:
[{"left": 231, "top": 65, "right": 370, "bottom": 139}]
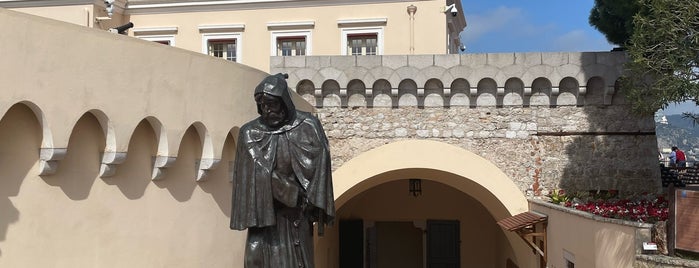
[
  {"left": 230, "top": 111, "right": 335, "bottom": 230},
  {"left": 230, "top": 73, "right": 334, "bottom": 268}
]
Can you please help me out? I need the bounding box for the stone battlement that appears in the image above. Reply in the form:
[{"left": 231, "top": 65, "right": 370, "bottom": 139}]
[{"left": 272, "top": 52, "right": 626, "bottom": 108}]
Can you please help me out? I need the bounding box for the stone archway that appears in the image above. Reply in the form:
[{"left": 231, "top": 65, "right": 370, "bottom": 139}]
[{"left": 316, "top": 140, "right": 534, "bottom": 267}]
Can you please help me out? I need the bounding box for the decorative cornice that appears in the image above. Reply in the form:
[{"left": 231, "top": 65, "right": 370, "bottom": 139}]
[
  {"left": 132, "top": 26, "right": 178, "bottom": 34},
  {"left": 337, "top": 18, "right": 387, "bottom": 26},
  {"left": 266, "top": 20, "right": 314, "bottom": 29},
  {"left": 198, "top": 23, "right": 245, "bottom": 32}
]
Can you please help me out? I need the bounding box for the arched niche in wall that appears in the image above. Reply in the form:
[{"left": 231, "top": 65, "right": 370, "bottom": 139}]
[
  {"left": 296, "top": 79, "right": 318, "bottom": 107},
  {"left": 346, "top": 79, "right": 367, "bottom": 108},
  {"left": 476, "top": 78, "right": 498, "bottom": 107},
  {"left": 530, "top": 77, "right": 552, "bottom": 106},
  {"left": 556, "top": 77, "right": 579, "bottom": 106},
  {"left": 423, "top": 78, "right": 445, "bottom": 107},
  {"left": 321, "top": 80, "right": 341, "bottom": 107},
  {"left": 371, "top": 79, "right": 393, "bottom": 108},
  {"left": 503, "top": 78, "right": 524, "bottom": 107},
  {"left": 450, "top": 78, "right": 470, "bottom": 107},
  {"left": 398, "top": 79, "right": 418, "bottom": 107},
  {"left": 611, "top": 79, "right": 626, "bottom": 105},
  {"left": 585, "top": 76, "right": 605, "bottom": 106}
]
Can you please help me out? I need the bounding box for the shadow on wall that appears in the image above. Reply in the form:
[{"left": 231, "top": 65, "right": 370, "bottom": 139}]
[
  {"left": 552, "top": 64, "right": 660, "bottom": 195},
  {"left": 198, "top": 132, "right": 236, "bottom": 218},
  {"left": 0, "top": 104, "right": 42, "bottom": 257},
  {"left": 153, "top": 125, "right": 200, "bottom": 202},
  {"left": 43, "top": 112, "right": 103, "bottom": 200},
  {"left": 102, "top": 119, "right": 158, "bottom": 199}
]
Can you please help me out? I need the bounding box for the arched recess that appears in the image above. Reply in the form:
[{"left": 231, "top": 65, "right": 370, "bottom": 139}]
[
  {"left": 329, "top": 140, "right": 530, "bottom": 266},
  {"left": 15, "top": 101, "right": 51, "bottom": 148},
  {"left": 530, "top": 77, "right": 552, "bottom": 106},
  {"left": 449, "top": 78, "right": 470, "bottom": 106},
  {"left": 398, "top": 79, "right": 418, "bottom": 107},
  {"left": 346, "top": 79, "right": 367, "bottom": 108},
  {"left": 611, "top": 79, "right": 625, "bottom": 105},
  {"left": 371, "top": 79, "right": 393, "bottom": 108},
  {"left": 295, "top": 79, "right": 317, "bottom": 107},
  {"left": 585, "top": 76, "right": 606, "bottom": 106},
  {"left": 503, "top": 78, "right": 524, "bottom": 106},
  {"left": 423, "top": 78, "right": 444, "bottom": 107},
  {"left": 557, "top": 77, "right": 580, "bottom": 106},
  {"left": 476, "top": 78, "right": 498, "bottom": 107},
  {"left": 321, "top": 80, "right": 341, "bottom": 107}
]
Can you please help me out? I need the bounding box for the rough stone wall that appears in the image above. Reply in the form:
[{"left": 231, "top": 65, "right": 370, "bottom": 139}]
[
  {"left": 318, "top": 105, "right": 661, "bottom": 196},
  {"left": 272, "top": 52, "right": 662, "bottom": 196}
]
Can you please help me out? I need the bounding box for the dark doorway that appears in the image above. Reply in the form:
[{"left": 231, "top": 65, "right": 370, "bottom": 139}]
[
  {"left": 427, "top": 220, "right": 460, "bottom": 268},
  {"left": 340, "top": 219, "right": 364, "bottom": 268}
]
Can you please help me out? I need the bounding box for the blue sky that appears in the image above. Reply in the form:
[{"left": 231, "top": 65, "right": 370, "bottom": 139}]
[
  {"left": 458, "top": 0, "right": 698, "bottom": 115},
  {"left": 459, "top": 0, "right": 613, "bottom": 53}
]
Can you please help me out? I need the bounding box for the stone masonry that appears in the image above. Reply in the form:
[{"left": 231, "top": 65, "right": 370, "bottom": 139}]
[{"left": 271, "top": 52, "right": 662, "bottom": 196}]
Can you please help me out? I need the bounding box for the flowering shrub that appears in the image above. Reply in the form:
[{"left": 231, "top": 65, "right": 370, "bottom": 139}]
[{"left": 551, "top": 190, "right": 669, "bottom": 223}]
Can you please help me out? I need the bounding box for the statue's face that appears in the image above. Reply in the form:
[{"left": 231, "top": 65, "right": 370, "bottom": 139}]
[{"left": 256, "top": 93, "right": 287, "bottom": 128}]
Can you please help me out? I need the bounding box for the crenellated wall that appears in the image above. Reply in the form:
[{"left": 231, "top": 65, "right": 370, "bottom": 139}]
[{"left": 272, "top": 54, "right": 661, "bottom": 195}]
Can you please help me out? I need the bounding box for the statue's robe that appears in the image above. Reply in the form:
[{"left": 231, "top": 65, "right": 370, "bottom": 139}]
[{"left": 231, "top": 110, "right": 334, "bottom": 268}]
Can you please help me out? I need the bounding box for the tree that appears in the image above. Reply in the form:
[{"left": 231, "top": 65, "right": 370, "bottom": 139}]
[
  {"left": 589, "top": 0, "right": 641, "bottom": 47},
  {"left": 622, "top": 0, "right": 699, "bottom": 115}
]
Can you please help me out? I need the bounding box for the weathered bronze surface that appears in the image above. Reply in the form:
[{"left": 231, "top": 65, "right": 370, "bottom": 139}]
[{"left": 231, "top": 73, "right": 335, "bottom": 268}]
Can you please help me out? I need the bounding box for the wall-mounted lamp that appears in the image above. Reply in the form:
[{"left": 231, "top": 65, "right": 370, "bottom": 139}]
[{"left": 409, "top": 179, "right": 422, "bottom": 197}]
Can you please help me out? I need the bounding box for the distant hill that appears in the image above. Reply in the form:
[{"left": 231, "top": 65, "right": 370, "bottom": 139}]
[{"left": 656, "top": 114, "right": 699, "bottom": 160}]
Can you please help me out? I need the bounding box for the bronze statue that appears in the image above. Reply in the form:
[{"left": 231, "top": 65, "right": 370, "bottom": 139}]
[{"left": 230, "top": 73, "right": 335, "bottom": 268}]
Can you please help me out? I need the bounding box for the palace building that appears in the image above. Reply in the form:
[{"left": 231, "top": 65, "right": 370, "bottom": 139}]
[{"left": 0, "top": 1, "right": 661, "bottom": 267}]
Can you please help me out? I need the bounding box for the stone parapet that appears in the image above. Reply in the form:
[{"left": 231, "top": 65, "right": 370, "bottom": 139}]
[{"left": 272, "top": 52, "right": 626, "bottom": 108}]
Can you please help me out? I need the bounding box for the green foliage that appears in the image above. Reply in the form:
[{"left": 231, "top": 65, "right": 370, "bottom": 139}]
[
  {"left": 589, "top": 0, "right": 641, "bottom": 47},
  {"left": 622, "top": 0, "right": 699, "bottom": 115},
  {"left": 548, "top": 189, "right": 571, "bottom": 205}
]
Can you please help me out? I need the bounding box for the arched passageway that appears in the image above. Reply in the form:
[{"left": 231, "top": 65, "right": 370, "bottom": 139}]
[{"left": 316, "top": 140, "right": 535, "bottom": 267}]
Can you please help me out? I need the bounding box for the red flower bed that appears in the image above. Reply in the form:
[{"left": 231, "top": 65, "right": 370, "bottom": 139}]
[{"left": 557, "top": 192, "right": 669, "bottom": 223}]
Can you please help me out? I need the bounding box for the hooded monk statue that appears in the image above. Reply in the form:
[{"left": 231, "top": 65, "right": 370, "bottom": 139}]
[{"left": 230, "top": 73, "right": 335, "bottom": 268}]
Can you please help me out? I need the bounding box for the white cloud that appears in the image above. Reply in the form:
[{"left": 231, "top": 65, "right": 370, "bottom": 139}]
[
  {"left": 552, "top": 30, "right": 613, "bottom": 52},
  {"left": 462, "top": 6, "right": 523, "bottom": 42}
]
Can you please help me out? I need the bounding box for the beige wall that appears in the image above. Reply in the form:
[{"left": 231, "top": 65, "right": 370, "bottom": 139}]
[
  {"left": 531, "top": 200, "right": 653, "bottom": 268},
  {"left": 127, "top": 0, "right": 451, "bottom": 71},
  {"left": 11, "top": 5, "right": 93, "bottom": 26},
  {"left": 0, "top": 8, "right": 268, "bottom": 266}
]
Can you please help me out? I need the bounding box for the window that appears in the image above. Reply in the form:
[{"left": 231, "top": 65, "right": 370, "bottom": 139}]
[
  {"left": 269, "top": 29, "right": 312, "bottom": 56},
  {"left": 132, "top": 27, "right": 178, "bottom": 46},
  {"left": 339, "top": 27, "right": 384, "bottom": 56},
  {"left": 207, "top": 39, "right": 237, "bottom": 61},
  {"left": 347, "top": 34, "right": 377, "bottom": 55},
  {"left": 138, "top": 36, "right": 175, "bottom": 46},
  {"left": 201, "top": 33, "right": 242, "bottom": 62},
  {"left": 277, "top": 37, "right": 306, "bottom": 56}
]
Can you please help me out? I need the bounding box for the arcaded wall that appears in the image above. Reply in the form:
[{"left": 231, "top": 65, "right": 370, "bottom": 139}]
[{"left": 0, "top": 8, "right": 280, "bottom": 267}]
